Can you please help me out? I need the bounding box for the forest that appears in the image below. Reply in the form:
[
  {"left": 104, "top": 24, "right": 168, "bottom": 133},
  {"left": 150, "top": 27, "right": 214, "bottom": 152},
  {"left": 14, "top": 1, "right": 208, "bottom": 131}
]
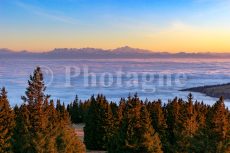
[{"left": 0, "top": 67, "right": 229, "bottom": 153}]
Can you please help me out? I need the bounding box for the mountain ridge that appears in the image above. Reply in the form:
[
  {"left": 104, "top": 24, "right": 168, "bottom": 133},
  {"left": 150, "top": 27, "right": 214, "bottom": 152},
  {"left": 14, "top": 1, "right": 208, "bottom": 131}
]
[{"left": 0, "top": 46, "right": 230, "bottom": 59}]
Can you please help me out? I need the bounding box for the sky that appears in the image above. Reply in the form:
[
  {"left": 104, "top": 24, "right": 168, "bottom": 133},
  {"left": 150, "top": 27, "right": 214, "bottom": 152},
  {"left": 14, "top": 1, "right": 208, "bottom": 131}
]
[{"left": 0, "top": 0, "right": 230, "bottom": 52}]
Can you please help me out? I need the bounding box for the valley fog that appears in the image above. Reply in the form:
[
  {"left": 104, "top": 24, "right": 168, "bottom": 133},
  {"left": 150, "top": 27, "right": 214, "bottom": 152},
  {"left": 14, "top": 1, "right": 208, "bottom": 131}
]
[{"left": 1, "top": 58, "right": 230, "bottom": 107}]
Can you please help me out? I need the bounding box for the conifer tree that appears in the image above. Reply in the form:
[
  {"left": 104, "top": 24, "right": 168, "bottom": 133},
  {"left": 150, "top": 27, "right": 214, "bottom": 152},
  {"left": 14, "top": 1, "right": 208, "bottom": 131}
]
[
  {"left": 56, "top": 99, "right": 62, "bottom": 112},
  {"left": 55, "top": 101, "right": 86, "bottom": 153},
  {"left": 0, "top": 87, "right": 15, "bottom": 153},
  {"left": 206, "top": 97, "right": 230, "bottom": 152},
  {"left": 78, "top": 101, "right": 85, "bottom": 123},
  {"left": 165, "top": 97, "right": 181, "bottom": 151},
  {"left": 43, "top": 100, "right": 59, "bottom": 153},
  {"left": 139, "top": 105, "right": 163, "bottom": 153},
  {"left": 83, "top": 96, "right": 98, "bottom": 149},
  {"left": 13, "top": 104, "right": 32, "bottom": 153},
  {"left": 78, "top": 100, "right": 90, "bottom": 123},
  {"left": 109, "top": 96, "right": 163, "bottom": 153},
  {"left": 194, "top": 101, "right": 208, "bottom": 128},
  {"left": 20, "top": 67, "right": 49, "bottom": 152},
  {"left": 107, "top": 98, "right": 126, "bottom": 152},
  {"left": 114, "top": 99, "right": 125, "bottom": 125},
  {"left": 13, "top": 67, "right": 85, "bottom": 153},
  {"left": 190, "top": 97, "right": 230, "bottom": 153},
  {"left": 146, "top": 100, "right": 168, "bottom": 152},
  {"left": 185, "top": 93, "right": 198, "bottom": 136},
  {"left": 84, "top": 95, "right": 113, "bottom": 150},
  {"left": 56, "top": 126, "right": 86, "bottom": 153},
  {"left": 177, "top": 93, "right": 198, "bottom": 152},
  {"left": 68, "top": 95, "right": 81, "bottom": 123}
]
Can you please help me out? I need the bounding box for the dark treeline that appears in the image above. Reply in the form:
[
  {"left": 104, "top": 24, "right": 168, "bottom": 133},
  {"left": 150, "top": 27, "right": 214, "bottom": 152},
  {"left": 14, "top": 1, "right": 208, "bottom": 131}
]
[
  {"left": 0, "top": 67, "right": 230, "bottom": 153},
  {"left": 68, "top": 94, "right": 230, "bottom": 153}
]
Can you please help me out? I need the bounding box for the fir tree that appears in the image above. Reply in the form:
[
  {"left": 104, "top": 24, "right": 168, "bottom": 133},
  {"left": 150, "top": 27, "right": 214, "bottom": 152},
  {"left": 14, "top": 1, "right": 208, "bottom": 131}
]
[
  {"left": 56, "top": 126, "right": 86, "bottom": 153},
  {"left": 146, "top": 100, "right": 168, "bottom": 152},
  {"left": 12, "top": 104, "right": 32, "bottom": 153},
  {"left": 20, "top": 67, "right": 49, "bottom": 152},
  {"left": 139, "top": 105, "right": 163, "bottom": 153},
  {"left": 55, "top": 100, "right": 86, "bottom": 153},
  {"left": 109, "top": 96, "right": 163, "bottom": 153},
  {"left": 165, "top": 97, "right": 181, "bottom": 152},
  {"left": 0, "top": 87, "right": 15, "bottom": 153},
  {"left": 185, "top": 93, "right": 198, "bottom": 136},
  {"left": 84, "top": 95, "right": 113, "bottom": 150},
  {"left": 68, "top": 95, "right": 81, "bottom": 123},
  {"left": 177, "top": 93, "right": 198, "bottom": 152},
  {"left": 206, "top": 97, "right": 230, "bottom": 152},
  {"left": 43, "top": 100, "right": 59, "bottom": 153},
  {"left": 13, "top": 67, "right": 85, "bottom": 153},
  {"left": 190, "top": 97, "right": 230, "bottom": 153},
  {"left": 78, "top": 100, "right": 90, "bottom": 123}
]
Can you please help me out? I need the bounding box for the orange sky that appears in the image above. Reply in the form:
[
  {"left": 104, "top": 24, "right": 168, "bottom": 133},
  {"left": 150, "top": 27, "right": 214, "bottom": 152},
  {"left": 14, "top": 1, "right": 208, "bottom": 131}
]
[{"left": 1, "top": 0, "right": 230, "bottom": 53}]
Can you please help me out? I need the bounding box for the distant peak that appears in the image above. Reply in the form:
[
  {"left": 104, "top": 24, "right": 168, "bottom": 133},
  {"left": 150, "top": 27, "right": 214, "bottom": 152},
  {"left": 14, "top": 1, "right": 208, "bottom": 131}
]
[
  {"left": 116, "top": 46, "right": 134, "bottom": 50},
  {"left": 120, "top": 46, "right": 132, "bottom": 49},
  {"left": 112, "top": 46, "right": 153, "bottom": 54},
  {"left": 112, "top": 46, "right": 137, "bottom": 52},
  {"left": 0, "top": 48, "right": 11, "bottom": 51},
  {"left": 0, "top": 48, "right": 13, "bottom": 53}
]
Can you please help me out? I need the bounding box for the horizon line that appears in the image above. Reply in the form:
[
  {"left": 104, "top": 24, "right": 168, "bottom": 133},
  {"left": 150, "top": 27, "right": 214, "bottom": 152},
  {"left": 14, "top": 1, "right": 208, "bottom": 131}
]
[{"left": 1, "top": 46, "right": 230, "bottom": 54}]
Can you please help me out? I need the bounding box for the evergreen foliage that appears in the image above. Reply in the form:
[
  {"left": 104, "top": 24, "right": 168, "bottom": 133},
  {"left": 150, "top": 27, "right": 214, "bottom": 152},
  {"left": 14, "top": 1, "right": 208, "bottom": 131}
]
[
  {"left": 108, "top": 95, "right": 163, "bottom": 153},
  {"left": 84, "top": 95, "right": 113, "bottom": 150},
  {"left": 0, "top": 87, "right": 15, "bottom": 153},
  {"left": 11, "top": 67, "right": 85, "bottom": 153}
]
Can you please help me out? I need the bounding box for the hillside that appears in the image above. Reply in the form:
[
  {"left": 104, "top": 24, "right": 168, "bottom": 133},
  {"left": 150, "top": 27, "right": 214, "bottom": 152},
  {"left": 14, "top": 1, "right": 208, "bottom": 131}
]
[{"left": 181, "top": 83, "right": 230, "bottom": 99}]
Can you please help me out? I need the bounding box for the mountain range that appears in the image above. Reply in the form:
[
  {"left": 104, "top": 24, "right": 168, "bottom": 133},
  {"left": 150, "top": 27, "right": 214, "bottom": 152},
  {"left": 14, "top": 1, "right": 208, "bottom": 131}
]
[{"left": 0, "top": 46, "right": 230, "bottom": 59}]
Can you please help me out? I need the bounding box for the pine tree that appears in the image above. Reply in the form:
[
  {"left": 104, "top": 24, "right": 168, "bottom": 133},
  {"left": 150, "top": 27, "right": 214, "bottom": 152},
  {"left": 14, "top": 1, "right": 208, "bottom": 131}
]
[
  {"left": 68, "top": 95, "right": 81, "bottom": 124},
  {"left": 78, "top": 100, "right": 90, "bottom": 123},
  {"left": 194, "top": 101, "right": 208, "bottom": 128},
  {"left": 57, "top": 101, "right": 71, "bottom": 127},
  {"left": 43, "top": 100, "right": 59, "bottom": 153},
  {"left": 13, "top": 104, "right": 32, "bottom": 153},
  {"left": 20, "top": 67, "right": 49, "bottom": 152},
  {"left": 84, "top": 95, "right": 113, "bottom": 150},
  {"left": 138, "top": 105, "right": 163, "bottom": 153},
  {"left": 109, "top": 96, "right": 163, "bottom": 153},
  {"left": 114, "top": 98, "right": 126, "bottom": 127},
  {"left": 54, "top": 100, "right": 86, "bottom": 153},
  {"left": 0, "top": 87, "right": 15, "bottom": 153},
  {"left": 206, "top": 97, "right": 230, "bottom": 152},
  {"left": 56, "top": 126, "right": 86, "bottom": 153},
  {"left": 83, "top": 95, "right": 96, "bottom": 148},
  {"left": 13, "top": 67, "right": 85, "bottom": 153},
  {"left": 165, "top": 97, "right": 181, "bottom": 152},
  {"left": 190, "top": 97, "right": 230, "bottom": 153},
  {"left": 146, "top": 100, "right": 168, "bottom": 152},
  {"left": 107, "top": 98, "right": 126, "bottom": 152},
  {"left": 176, "top": 93, "right": 198, "bottom": 152},
  {"left": 185, "top": 93, "right": 198, "bottom": 136},
  {"left": 56, "top": 99, "right": 62, "bottom": 112}
]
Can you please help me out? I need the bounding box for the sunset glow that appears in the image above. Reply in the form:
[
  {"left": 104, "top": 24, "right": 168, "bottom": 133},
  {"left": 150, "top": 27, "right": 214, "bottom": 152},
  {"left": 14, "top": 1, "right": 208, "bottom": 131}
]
[{"left": 1, "top": 0, "right": 230, "bottom": 52}]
